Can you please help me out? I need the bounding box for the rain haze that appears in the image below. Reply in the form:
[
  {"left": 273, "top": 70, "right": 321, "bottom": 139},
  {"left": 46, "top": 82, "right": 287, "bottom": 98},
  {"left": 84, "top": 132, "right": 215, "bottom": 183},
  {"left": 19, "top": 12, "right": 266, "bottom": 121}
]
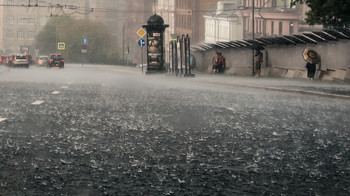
[{"left": 1, "top": 0, "right": 350, "bottom": 195}]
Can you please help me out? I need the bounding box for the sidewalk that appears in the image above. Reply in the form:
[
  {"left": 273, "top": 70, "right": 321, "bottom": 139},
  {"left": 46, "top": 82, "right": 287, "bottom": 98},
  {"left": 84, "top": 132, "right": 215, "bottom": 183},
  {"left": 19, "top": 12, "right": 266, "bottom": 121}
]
[
  {"left": 109, "top": 66, "right": 350, "bottom": 100},
  {"left": 191, "top": 74, "right": 350, "bottom": 100}
]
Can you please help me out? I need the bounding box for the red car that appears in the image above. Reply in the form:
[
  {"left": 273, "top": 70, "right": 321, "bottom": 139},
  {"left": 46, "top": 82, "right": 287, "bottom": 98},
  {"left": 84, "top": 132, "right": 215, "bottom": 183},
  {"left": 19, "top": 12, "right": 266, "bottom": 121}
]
[{"left": 0, "top": 55, "right": 7, "bottom": 65}]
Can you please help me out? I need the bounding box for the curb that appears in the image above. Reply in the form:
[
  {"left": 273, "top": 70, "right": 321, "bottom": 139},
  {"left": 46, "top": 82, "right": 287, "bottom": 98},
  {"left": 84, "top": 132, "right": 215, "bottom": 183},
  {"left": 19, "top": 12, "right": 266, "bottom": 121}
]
[{"left": 200, "top": 81, "right": 350, "bottom": 101}]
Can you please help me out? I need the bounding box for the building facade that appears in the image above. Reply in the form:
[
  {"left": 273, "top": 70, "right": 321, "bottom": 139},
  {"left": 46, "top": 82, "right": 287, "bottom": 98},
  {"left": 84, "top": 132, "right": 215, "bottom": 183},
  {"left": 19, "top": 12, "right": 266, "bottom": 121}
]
[
  {"left": 204, "top": 1, "right": 244, "bottom": 43},
  {"left": 154, "top": 0, "right": 220, "bottom": 64},
  {"left": 0, "top": 0, "right": 88, "bottom": 55},
  {"left": 203, "top": 0, "right": 323, "bottom": 43},
  {"left": 241, "top": 0, "right": 300, "bottom": 39}
]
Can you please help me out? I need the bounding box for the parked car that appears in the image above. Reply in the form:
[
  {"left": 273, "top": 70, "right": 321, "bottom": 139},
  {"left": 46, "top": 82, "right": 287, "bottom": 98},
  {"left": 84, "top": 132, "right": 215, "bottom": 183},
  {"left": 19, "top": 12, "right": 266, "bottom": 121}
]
[
  {"left": 13, "top": 54, "right": 29, "bottom": 68},
  {"left": 26, "top": 55, "right": 34, "bottom": 65},
  {"left": 38, "top": 56, "right": 49, "bottom": 66},
  {"left": 5, "top": 55, "right": 14, "bottom": 67},
  {"left": 48, "top": 54, "right": 64, "bottom": 68},
  {"left": 0, "top": 55, "right": 7, "bottom": 65},
  {"left": 33, "top": 56, "right": 40, "bottom": 65}
]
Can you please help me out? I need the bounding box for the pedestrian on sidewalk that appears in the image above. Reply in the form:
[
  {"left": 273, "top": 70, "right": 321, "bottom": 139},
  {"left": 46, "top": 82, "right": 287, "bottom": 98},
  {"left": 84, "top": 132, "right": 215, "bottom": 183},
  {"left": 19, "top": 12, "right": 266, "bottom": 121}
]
[
  {"left": 212, "top": 51, "right": 225, "bottom": 73},
  {"left": 255, "top": 50, "right": 263, "bottom": 76},
  {"left": 302, "top": 48, "right": 319, "bottom": 82},
  {"left": 305, "top": 62, "right": 316, "bottom": 81}
]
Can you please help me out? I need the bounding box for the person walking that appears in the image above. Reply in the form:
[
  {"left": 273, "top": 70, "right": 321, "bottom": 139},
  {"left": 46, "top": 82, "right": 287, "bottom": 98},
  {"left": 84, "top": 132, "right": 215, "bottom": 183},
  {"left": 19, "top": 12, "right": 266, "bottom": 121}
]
[{"left": 255, "top": 50, "right": 263, "bottom": 76}]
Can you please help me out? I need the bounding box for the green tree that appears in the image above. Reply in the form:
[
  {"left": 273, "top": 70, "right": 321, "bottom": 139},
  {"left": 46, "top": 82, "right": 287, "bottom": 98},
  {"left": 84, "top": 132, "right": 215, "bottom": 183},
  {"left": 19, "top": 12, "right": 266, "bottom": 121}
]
[
  {"left": 35, "top": 16, "right": 121, "bottom": 64},
  {"left": 291, "top": 0, "right": 350, "bottom": 28}
]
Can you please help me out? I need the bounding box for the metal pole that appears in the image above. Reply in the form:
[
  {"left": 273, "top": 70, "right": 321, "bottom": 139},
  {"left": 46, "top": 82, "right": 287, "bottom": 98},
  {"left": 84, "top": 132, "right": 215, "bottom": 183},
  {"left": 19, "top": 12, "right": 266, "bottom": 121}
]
[
  {"left": 188, "top": 35, "right": 192, "bottom": 75},
  {"left": 141, "top": 45, "right": 144, "bottom": 74},
  {"left": 168, "top": 41, "right": 171, "bottom": 72},
  {"left": 179, "top": 36, "right": 183, "bottom": 75},
  {"left": 252, "top": 0, "right": 255, "bottom": 76},
  {"left": 184, "top": 35, "right": 188, "bottom": 74},
  {"left": 171, "top": 41, "right": 175, "bottom": 73},
  {"left": 55, "top": 15, "right": 58, "bottom": 54},
  {"left": 175, "top": 40, "right": 178, "bottom": 75},
  {"left": 123, "top": 23, "right": 125, "bottom": 64}
]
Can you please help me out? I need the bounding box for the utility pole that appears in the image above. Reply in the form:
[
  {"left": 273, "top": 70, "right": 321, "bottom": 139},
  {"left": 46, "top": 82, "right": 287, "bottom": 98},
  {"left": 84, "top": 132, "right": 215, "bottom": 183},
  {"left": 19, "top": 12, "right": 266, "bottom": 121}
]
[
  {"left": 55, "top": 15, "right": 58, "bottom": 54},
  {"left": 252, "top": 0, "right": 255, "bottom": 76},
  {"left": 122, "top": 23, "right": 125, "bottom": 64}
]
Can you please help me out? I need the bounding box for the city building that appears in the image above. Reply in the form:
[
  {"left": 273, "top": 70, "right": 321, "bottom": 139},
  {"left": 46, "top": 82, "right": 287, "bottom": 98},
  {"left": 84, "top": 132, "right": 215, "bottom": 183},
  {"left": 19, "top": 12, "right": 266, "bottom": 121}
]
[
  {"left": 203, "top": 0, "right": 323, "bottom": 43},
  {"left": 241, "top": 0, "right": 300, "bottom": 39},
  {"left": 204, "top": 1, "right": 244, "bottom": 43},
  {"left": 0, "top": 0, "right": 89, "bottom": 55},
  {"left": 153, "top": 0, "right": 220, "bottom": 64}
]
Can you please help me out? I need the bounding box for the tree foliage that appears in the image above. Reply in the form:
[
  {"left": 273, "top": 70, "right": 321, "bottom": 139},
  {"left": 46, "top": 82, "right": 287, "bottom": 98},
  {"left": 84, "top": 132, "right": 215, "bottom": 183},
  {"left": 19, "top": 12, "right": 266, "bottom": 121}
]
[
  {"left": 35, "top": 16, "right": 120, "bottom": 64},
  {"left": 291, "top": 0, "right": 350, "bottom": 28}
]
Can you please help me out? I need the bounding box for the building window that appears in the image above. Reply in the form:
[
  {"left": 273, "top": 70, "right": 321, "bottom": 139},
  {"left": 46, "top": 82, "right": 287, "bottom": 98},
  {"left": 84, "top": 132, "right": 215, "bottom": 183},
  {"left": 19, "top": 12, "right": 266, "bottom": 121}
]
[
  {"left": 271, "top": 21, "right": 274, "bottom": 36},
  {"left": 6, "top": 31, "right": 15, "bottom": 39},
  {"left": 28, "top": 17, "right": 35, "bottom": 25},
  {"left": 39, "top": 1, "right": 47, "bottom": 9},
  {"left": 289, "top": 22, "right": 294, "bottom": 35},
  {"left": 7, "top": 16, "right": 14, "bottom": 24},
  {"left": 17, "top": 31, "right": 25, "bottom": 39},
  {"left": 27, "top": 31, "right": 35, "bottom": 39},
  {"left": 40, "top": 17, "right": 46, "bottom": 25},
  {"left": 259, "top": 20, "right": 261, "bottom": 33},
  {"left": 18, "top": 0, "right": 25, "bottom": 8},
  {"left": 18, "top": 17, "right": 25, "bottom": 24},
  {"left": 7, "top": 0, "right": 15, "bottom": 8},
  {"left": 279, "top": 21, "right": 283, "bottom": 35},
  {"left": 272, "top": 0, "right": 277, "bottom": 7},
  {"left": 263, "top": 20, "right": 266, "bottom": 35}
]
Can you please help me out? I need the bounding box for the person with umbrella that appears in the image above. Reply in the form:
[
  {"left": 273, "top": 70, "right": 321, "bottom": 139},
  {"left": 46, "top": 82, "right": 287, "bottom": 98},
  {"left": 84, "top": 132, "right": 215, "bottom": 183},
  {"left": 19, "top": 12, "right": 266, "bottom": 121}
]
[{"left": 303, "top": 48, "right": 319, "bottom": 81}]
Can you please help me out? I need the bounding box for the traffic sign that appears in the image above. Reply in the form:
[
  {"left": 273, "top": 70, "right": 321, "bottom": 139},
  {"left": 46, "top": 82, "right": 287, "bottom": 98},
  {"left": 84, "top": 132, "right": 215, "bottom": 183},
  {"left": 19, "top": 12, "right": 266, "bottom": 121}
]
[
  {"left": 82, "top": 37, "right": 88, "bottom": 44},
  {"left": 58, "top": 42, "right": 65, "bottom": 50},
  {"left": 138, "top": 39, "right": 146, "bottom": 47},
  {"left": 137, "top": 28, "right": 146, "bottom": 37}
]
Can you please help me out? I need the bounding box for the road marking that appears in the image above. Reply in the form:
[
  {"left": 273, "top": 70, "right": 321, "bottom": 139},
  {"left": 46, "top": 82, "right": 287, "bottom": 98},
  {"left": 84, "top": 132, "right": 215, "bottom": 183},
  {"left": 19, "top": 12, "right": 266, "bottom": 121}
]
[
  {"left": 52, "top": 91, "right": 60, "bottom": 95},
  {"left": 32, "top": 101, "right": 44, "bottom": 105},
  {"left": 0, "top": 118, "right": 6, "bottom": 122},
  {"left": 61, "top": 86, "right": 69, "bottom": 89}
]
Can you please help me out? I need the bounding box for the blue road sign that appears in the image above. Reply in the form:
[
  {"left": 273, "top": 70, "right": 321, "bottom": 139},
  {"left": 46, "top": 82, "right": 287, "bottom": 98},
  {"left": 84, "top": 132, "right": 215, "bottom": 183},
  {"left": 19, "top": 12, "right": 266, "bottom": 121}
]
[
  {"left": 138, "top": 39, "right": 146, "bottom": 47},
  {"left": 83, "top": 37, "right": 88, "bottom": 44}
]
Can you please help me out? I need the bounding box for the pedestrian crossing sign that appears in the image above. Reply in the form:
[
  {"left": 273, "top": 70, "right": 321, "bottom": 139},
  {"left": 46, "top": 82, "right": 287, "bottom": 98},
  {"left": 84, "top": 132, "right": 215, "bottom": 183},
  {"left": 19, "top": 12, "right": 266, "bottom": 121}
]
[{"left": 58, "top": 42, "right": 65, "bottom": 50}]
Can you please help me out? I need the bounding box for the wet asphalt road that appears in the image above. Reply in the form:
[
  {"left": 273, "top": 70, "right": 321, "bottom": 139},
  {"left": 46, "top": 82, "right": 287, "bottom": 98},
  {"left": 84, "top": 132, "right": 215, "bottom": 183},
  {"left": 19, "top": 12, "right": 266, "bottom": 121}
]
[{"left": 1, "top": 64, "right": 350, "bottom": 195}]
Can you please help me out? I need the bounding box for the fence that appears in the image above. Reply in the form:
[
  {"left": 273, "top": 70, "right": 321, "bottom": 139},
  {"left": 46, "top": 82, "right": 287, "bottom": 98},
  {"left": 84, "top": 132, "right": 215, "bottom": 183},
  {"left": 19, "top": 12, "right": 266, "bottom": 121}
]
[{"left": 168, "top": 34, "right": 195, "bottom": 77}]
